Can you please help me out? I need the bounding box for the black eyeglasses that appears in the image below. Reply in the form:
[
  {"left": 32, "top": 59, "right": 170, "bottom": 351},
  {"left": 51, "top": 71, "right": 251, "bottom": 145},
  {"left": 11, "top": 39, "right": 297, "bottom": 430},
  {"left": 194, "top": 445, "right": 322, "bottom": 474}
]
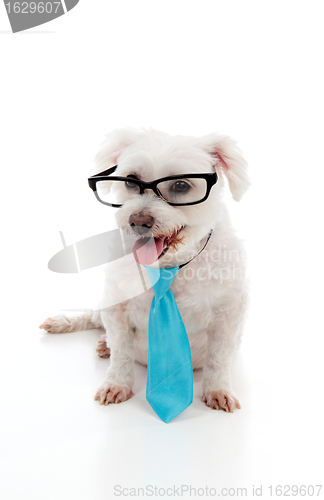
[{"left": 88, "top": 165, "right": 217, "bottom": 208}]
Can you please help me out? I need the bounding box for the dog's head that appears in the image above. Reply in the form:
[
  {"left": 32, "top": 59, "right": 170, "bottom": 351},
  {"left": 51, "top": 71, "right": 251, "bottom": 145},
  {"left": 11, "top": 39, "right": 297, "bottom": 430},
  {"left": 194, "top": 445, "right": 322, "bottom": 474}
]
[{"left": 94, "top": 128, "right": 249, "bottom": 267}]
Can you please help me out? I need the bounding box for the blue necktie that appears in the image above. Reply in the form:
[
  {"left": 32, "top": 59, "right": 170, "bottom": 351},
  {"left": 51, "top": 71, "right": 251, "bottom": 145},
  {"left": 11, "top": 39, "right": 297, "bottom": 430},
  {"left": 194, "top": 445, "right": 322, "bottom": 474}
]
[{"left": 144, "top": 265, "right": 193, "bottom": 423}]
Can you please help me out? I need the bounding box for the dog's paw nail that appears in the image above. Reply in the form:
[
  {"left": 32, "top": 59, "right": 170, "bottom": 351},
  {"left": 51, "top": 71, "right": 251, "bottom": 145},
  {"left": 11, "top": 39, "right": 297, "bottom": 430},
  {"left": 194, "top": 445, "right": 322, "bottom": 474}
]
[
  {"left": 94, "top": 384, "right": 132, "bottom": 406},
  {"left": 204, "top": 390, "right": 240, "bottom": 413}
]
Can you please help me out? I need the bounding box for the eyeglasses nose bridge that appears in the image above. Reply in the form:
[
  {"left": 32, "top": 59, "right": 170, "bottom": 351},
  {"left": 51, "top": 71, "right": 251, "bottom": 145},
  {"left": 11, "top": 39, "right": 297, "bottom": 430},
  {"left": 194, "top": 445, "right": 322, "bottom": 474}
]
[
  {"left": 138, "top": 181, "right": 156, "bottom": 197},
  {"left": 137, "top": 182, "right": 166, "bottom": 201}
]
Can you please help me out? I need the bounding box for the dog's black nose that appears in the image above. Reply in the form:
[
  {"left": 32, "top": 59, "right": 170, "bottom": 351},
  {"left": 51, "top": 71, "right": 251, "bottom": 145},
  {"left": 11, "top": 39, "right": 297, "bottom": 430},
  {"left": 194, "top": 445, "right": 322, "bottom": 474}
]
[{"left": 129, "top": 213, "right": 154, "bottom": 236}]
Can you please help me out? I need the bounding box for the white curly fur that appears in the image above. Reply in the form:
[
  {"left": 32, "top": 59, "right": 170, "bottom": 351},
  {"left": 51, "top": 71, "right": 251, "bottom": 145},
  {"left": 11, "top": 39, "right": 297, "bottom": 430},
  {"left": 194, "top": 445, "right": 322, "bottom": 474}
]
[{"left": 40, "top": 128, "right": 250, "bottom": 412}]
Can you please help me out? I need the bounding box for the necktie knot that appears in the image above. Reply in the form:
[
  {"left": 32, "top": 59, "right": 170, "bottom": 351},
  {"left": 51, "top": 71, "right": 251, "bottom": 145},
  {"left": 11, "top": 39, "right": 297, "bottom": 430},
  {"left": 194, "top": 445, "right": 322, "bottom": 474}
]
[{"left": 144, "top": 265, "right": 180, "bottom": 299}]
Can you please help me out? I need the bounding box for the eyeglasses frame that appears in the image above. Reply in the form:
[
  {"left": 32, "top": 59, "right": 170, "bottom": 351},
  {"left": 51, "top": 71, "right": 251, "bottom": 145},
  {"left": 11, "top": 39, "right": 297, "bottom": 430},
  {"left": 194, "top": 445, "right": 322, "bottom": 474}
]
[{"left": 88, "top": 165, "right": 218, "bottom": 208}]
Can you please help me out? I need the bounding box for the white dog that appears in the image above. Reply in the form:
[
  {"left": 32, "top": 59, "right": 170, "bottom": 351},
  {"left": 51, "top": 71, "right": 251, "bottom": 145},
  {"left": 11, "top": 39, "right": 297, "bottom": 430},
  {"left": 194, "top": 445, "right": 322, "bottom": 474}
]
[{"left": 40, "top": 128, "right": 250, "bottom": 413}]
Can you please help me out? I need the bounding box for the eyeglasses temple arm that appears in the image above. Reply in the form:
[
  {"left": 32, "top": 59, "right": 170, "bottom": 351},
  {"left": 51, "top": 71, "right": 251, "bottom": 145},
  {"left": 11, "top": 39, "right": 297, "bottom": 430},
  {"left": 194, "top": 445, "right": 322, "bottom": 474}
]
[{"left": 88, "top": 165, "right": 118, "bottom": 179}]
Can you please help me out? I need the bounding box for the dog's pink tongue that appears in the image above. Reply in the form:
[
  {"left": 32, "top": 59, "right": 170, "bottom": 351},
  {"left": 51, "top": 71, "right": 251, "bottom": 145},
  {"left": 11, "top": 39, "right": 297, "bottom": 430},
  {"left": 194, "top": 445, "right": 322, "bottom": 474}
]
[{"left": 132, "top": 237, "right": 165, "bottom": 265}]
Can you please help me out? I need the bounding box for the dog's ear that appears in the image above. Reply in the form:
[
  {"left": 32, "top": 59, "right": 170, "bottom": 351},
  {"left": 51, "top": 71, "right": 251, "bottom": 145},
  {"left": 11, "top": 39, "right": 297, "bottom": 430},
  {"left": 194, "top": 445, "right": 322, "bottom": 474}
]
[
  {"left": 199, "top": 133, "right": 250, "bottom": 201},
  {"left": 94, "top": 128, "right": 141, "bottom": 173}
]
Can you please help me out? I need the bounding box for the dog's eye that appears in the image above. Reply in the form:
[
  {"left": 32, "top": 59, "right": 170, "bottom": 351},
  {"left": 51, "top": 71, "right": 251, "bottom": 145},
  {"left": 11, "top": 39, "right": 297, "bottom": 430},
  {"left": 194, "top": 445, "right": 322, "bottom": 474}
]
[
  {"left": 170, "top": 181, "right": 191, "bottom": 193},
  {"left": 125, "top": 175, "right": 139, "bottom": 190}
]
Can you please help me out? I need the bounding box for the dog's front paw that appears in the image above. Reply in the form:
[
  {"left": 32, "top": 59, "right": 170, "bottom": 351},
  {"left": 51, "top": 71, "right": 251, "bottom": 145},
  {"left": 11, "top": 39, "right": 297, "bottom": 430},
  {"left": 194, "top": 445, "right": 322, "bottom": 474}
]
[
  {"left": 202, "top": 390, "right": 241, "bottom": 413},
  {"left": 94, "top": 383, "right": 133, "bottom": 406},
  {"left": 39, "top": 315, "right": 72, "bottom": 334}
]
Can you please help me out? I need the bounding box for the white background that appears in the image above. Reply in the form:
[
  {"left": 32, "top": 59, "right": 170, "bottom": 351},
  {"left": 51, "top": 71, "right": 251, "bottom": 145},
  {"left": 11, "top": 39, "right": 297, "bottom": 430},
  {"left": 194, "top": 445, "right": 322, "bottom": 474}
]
[{"left": 1, "top": 1, "right": 324, "bottom": 499}]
